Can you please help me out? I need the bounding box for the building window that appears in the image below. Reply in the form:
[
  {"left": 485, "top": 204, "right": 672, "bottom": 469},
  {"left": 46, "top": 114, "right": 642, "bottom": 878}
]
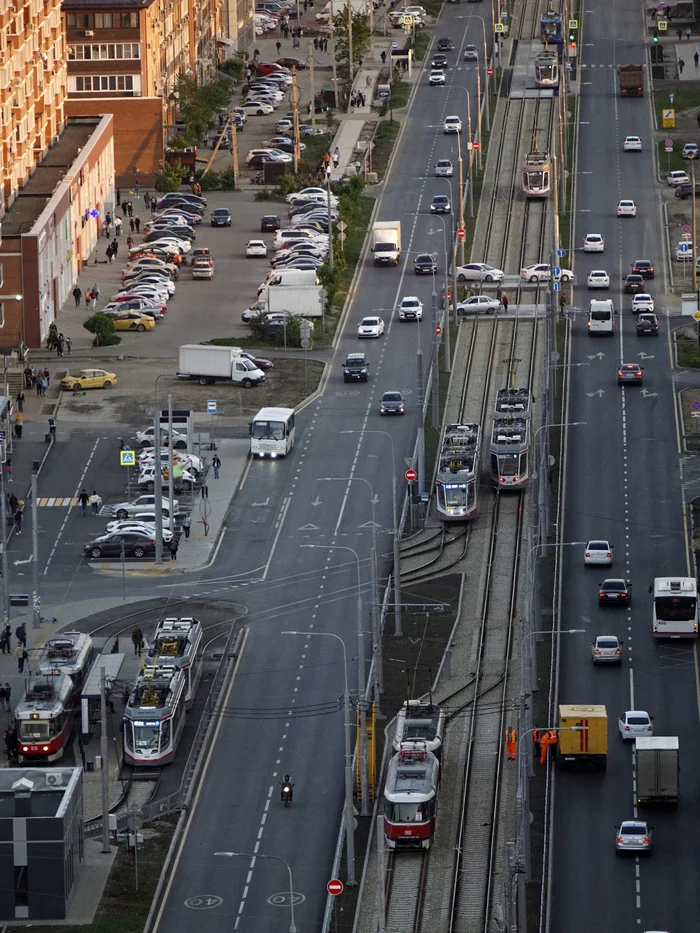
[
  {"left": 94, "top": 12, "right": 113, "bottom": 28},
  {"left": 121, "top": 12, "right": 138, "bottom": 27},
  {"left": 0, "top": 304, "right": 4, "bottom": 329},
  {"left": 66, "top": 13, "right": 76, "bottom": 27},
  {"left": 74, "top": 75, "right": 135, "bottom": 92},
  {"left": 13, "top": 866, "right": 27, "bottom": 907},
  {"left": 71, "top": 43, "right": 140, "bottom": 60}
]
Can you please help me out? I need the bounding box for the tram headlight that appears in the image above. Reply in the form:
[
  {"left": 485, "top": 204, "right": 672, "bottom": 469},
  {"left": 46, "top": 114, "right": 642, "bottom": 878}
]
[{"left": 42, "top": 746, "right": 49, "bottom": 752}]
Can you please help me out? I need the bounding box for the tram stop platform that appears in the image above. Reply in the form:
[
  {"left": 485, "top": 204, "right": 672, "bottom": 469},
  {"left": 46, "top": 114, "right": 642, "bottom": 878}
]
[{"left": 509, "top": 40, "right": 557, "bottom": 98}]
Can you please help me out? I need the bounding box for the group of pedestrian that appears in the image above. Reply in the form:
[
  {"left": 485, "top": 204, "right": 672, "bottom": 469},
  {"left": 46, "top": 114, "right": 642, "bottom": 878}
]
[
  {"left": 52, "top": 332, "right": 69, "bottom": 357},
  {"left": 129, "top": 216, "right": 142, "bottom": 234},
  {"left": 105, "top": 237, "right": 120, "bottom": 263},
  {"left": 23, "top": 367, "right": 50, "bottom": 396},
  {"left": 14, "top": 624, "right": 27, "bottom": 673},
  {"left": 314, "top": 37, "right": 330, "bottom": 52},
  {"left": 4, "top": 727, "right": 18, "bottom": 765},
  {"left": 121, "top": 199, "right": 135, "bottom": 218},
  {"left": 83, "top": 283, "right": 100, "bottom": 310},
  {"left": 78, "top": 489, "right": 102, "bottom": 516},
  {"left": 0, "top": 683, "right": 10, "bottom": 712},
  {"left": 394, "top": 57, "right": 409, "bottom": 73},
  {"left": 350, "top": 89, "right": 367, "bottom": 108}
]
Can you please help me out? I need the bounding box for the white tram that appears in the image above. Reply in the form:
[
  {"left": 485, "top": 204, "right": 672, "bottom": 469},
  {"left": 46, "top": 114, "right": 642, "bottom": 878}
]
[
  {"left": 494, "top": 386, "right": 532, "bottom": 418},
  {"left": 123, "top": 664, "right": 187, "bottom": 766},
  {"left": 490, "top": 414, "right": 531, "bottom": 488},
  {"left": 38, "top": 631, "right": 94, "bottom": 697},
  {"left": 436, "top": 422, "right": 481, "bottom": 521},
  {"left": 534, "top": 50, "right": 559, "bottom": 88},
  {"left": 145, "top": 617, "right": 203, "bottom": 708},
  {"left": 522, "top": 149, "right": 552, "bottom": 198}
]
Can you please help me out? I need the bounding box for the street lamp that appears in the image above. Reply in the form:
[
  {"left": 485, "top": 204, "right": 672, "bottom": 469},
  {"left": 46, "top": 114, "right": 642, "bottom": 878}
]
[
  {"left": 215, "top": 851, "right": 297, "bottom": 932},
  {"left": 430, "top": 208, "right": 455, "bottom": 373},
  {"left": 451, "top": 86, "right": 475, "bottom": 233},
  {"left": 470, "top": 15, "right": 491, "bottom": 131},
  {"left": 281, "top": 630, "right": 356, "bottom": 885}
]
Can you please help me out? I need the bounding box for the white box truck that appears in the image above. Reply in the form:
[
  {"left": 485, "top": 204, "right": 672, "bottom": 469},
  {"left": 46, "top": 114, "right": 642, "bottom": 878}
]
[
  {"left": 371, "top": 220, "right": 401, "bottom": 266},
  {"left": 258, "top": 285, "right": 325, "bottom": 318},
  {"left": 635, "top": 736, "right": 679, "bottom": 806},
  {"left": 176, "top": 345, "right": 265, "bottom": 387}
]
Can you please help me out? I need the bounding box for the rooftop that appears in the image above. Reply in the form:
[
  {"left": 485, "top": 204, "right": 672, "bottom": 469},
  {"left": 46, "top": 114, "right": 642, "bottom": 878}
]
[{"left": 62, "top": 0, "right": 154, "bottom": 9}]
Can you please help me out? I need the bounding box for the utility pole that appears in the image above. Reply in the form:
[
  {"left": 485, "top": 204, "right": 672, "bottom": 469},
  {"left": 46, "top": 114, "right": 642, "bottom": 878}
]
[
  {"left": 31, "top": 466, "right": 40, "bottom": 628},
  {"left": 308, "top": 39, "right": 316, "bottom": 130},
  {"left": 291, "top": 67, "right": 301, "bottom": 172},
  {"left": 154, "top": 409, "right": 163, "bottom": 563},
  {"left": 100, "top": 665, "right": 110, "bottom": 854},
  {"left": 431, "top": 284, "right": 439, "bottom": 426},
  {"left": 326, "top": 169, "right": 334, "bottom": 268},
  {"left": 331, "top": 18, "right": 339, "bottom": 107},
  {"left": 0, "top": 457, "right": 9, "bottom": 627},
  {"left": 416, "top": 349, "right": 425, "bottom": 499},
  {"left": 231, "top": 118, "right": 239, "bottom": 187}
]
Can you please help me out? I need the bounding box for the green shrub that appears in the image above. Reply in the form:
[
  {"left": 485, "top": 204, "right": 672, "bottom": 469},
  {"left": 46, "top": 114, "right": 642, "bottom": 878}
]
[{"left": 84, "top": 313, "right": 120, "bottom": 347}]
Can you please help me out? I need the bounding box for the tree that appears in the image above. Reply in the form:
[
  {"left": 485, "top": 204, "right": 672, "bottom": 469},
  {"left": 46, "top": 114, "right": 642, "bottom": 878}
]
[
  {"left": 333, "top": 9, "right": 372, "bottom": 80},
  {"left": 84, "top": 313, "right": 120, "bottom": 347},
  {"left": 155, "top": 158, "right": 188, "bottom": 193}
]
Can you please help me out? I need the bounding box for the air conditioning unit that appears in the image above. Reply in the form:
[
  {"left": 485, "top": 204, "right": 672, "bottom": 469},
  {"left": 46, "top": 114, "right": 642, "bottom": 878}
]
[
  {"left": 84, "top": 29, "right": 95, "bottom": 36},
  {"left": 46, "top": 772, "right": 64, "bottom": 787}
]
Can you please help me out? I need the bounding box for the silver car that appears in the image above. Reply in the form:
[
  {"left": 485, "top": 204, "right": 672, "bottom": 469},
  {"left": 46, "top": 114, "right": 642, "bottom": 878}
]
[
  {"left": 615, "top": 820, "right": 651, "bottom": 854},
  {"left": 109, "top": 495, "right": 180, "bottom": 520},
  {"left": 591, "top": 635, "right": 622, "bottom": 664},
  {"left": 618, "top": 710, "right": 653, "bottom": 740},
  {"left": 435, "top": 159, "right": 453, "bottom": 177}
]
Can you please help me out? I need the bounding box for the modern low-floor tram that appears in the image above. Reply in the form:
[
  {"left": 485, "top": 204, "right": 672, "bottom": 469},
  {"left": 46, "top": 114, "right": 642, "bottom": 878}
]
[
  {"left": 540, "top": 9, "right": 563, "bottom": 44},
  {"left": 436, "top": 422, "right": 481, "bottom": 521},
  {"left": 384, "top": 742, "right": 441, "bottom": 850},
  {"left": 145, "top": 617, "right": 203, "bottom": 708},
  {"left": 522, "top": 149, "right": 552, "bottom": 198},
  {"left": 123, "top": 664, "right": 187, "bottom": 766},
  {"left": 534, "top": 49, "right": 559, "bottom": 88},
  {"left": 494, "top": 386, "right": 532, "bottom": 418},
  {"left": 490, "top": 414, "right": 531, "bottom": 488}
]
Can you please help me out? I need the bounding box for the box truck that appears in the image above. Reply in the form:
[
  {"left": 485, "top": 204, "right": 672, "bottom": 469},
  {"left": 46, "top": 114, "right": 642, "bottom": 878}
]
[
  {"left": 254, "top": 285, "right": 325, "bottom": 318},
  {"left": 635, "top": 736, "right": 679, "bottom": 806},
  {"left": 371, "top": 221, "right": 401, "bottom": 266},
  {"left": 557, "top": 704, "right": 608, "bottom": 771},
  {"left": 176, "top": 345, "right": 265, "bottom": 387}
]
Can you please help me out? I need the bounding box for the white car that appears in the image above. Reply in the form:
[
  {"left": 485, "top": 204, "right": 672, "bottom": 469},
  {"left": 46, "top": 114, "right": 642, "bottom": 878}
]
[
  {"left": 521, "top": 264, "right": 573, "bottom": 283},
  {"left": 429, "top": 70, "right": 446, "bottom": 85},
  {"left": 444, "top": 116, "right": 462, "bottom": 134},
  {"left": 246, "top": 240, "right": 268, "bottom": 258},
  {"left": 357, "top": 316, "right": 385, "bottom": 338},
  {"left": 109, "top": 495, "right": 180, "bottom": 520},
  {"left": 136, "top": 427, "right": 187, "bottom": 449},
  {"left": 591, "top": 635, "right": 623, "bottom": 664},
  {"left": 277, "top": 118, "right": 294, "bottom": 132},
  {"left": 676, "top": 241, "right": 694, "bottom": 261},
  {"left": 617, "top": 199, "right": 636, "bottom": 217},
  {"left": 398, "top": 297, "right": 424, "bottom": 321},
  {"left": 623, "top": 135, "right": 642, "bottom": 151},
  {"left": 455, "top": 262, "right": 504, "bottom": 283},
  {"left": 667, "top": 170, "right": 691, "bottom": 187},
  {"left": 147, "top": 237, "right": 191, "bottom": 253},
  {"left": 115, "top": 286, "right": 170, "bottom": 304},
  {"left": 273, "top": 229, "right": 327, "bottom": 249},
  {"left": 584, "top": 540, "right": 613, "bottom": 566},
  {"left": 456, "top": 295, "right": 501, "bottom": 314},
  {"left": 618, "top": 711, "right": 653, "bottom": 740},
  {"left": 286, "top": 187, "right": 337, "bottom": 204},
  {"left": 104, "top": 520, "right": 173, "bottom": 542},
  {"left": 682, "top": 142, "right": 699, "bottom": 159},
  {"left": 240, "top": 100, "right": 274, "bottom": 115},
  {"left": 587, "top": 270, "right": 610, "bottom": 289},
  {"left": 583, "top": 233, "right": 604, "bottom": 252},
  {"left": 631, "top": 293, "right": 654, "bottom": 313},
  {"left": 138, "top": 465, "right": 196, "bottom": 490},
  {"left": 463, "top": 44, "right": 478, "bottom": 61},
  {"left": 435, "top": 159, "right": 453, "bottom": 177}
]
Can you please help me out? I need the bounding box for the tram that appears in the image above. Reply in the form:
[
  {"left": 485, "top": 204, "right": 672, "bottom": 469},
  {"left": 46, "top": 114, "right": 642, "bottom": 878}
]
[
  {"left": 494, "top": 386, "right": 532, "bottom": 417},
  {"left": 490, "top": 414, "right": 531, "bottom": 488},
  {"left": 15, "top": 673, "right": 75, "bottom": 763},
  {"left": 392, "top": 700, "right": 446, "bottom": 760},
  {"left": 123, "top": 664, "right": 188, "bottom": 766},
  {"left": 540, "top": 9, "right": 563, "bottom": 45},
  {"left": 435, "top": 422, "right": 481, "bottom": 521},
  {"left": 534, "top": 50, "right": 559, "bottom": 88},
  {"left": 145, "top": 617, "right": 203, "bottom": 707},
  {"left": 39, "top": 631, "right": 94, "bottom": 697},
  {"left": 384, "top": 742, "right": 441, "bottom": 850},
  {"left": 522, "top": 149, "right": 551, "bottom": 198}
]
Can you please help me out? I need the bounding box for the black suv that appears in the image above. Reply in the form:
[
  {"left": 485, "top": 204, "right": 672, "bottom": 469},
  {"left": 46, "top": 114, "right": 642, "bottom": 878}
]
[
  {"left": 414, "top": 253, "right": 438, "bottom": 275},
  {"left": 260, "top": 215, "right": 280, "bottom": 232},
  {"left": 636, "top": 313, "right": 659, "bottom": 336},
  {"left": 675, "top": 182, "right": 700, "bottom": 199},
  {"left": 343, "top": 353, "right": 369, "bottom": 382}
]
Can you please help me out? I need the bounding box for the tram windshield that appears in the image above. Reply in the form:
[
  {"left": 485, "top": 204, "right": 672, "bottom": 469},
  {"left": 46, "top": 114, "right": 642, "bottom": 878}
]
[
  {"left": 443, "top": 483, "right": 467, "bottom": 506},
  {"left": 654, "top": 596, "right": 696, "bottom": 622},
  {"left": 134, "top": 723, "right": 162, "bottom": 751},
  {"left": 386, "top": 801, "right": 425, "bottom": 822},
  {"left": 18, "top": 720, "right": 52, "bottom": 741}
]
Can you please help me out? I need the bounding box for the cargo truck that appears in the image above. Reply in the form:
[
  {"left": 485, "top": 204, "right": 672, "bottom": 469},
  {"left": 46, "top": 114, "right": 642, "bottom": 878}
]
[
  {"left": 635, "top": 736, "right": 679, "bottom": 806},
  {"left": 371, "top": 221, "right": 401, "bottom": 266},
  {"left": 253, "top": 285, "right": 325, "bottom": 318},
  {"left": 557, "top": 704, "right": 608, "bottom": 771},
  {"left": 176, "top": 345, "right": 265, "bottom": 387},
  {"left": 618, "top": 64, "right": 644, "bottom": 97}
]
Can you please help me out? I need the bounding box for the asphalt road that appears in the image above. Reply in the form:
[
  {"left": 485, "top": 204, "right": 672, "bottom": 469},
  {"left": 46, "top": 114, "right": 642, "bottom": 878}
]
[{"left": 551, "top": 8, "right": 697, "bottom": 933}]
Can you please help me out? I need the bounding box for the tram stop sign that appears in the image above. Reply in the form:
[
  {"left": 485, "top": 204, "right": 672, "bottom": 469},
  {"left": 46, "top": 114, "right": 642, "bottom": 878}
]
[
  {"left": 327, "top": 879, "right": 344, "bottom": 896},
  {"left": 405, "top": 468, "right": 417, "bottom": 482}
]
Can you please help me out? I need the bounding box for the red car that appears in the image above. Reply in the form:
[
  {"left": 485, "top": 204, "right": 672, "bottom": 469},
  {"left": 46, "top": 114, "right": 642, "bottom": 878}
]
[{"left": 255, "top": 61, "right": 290, "bottom": 76}]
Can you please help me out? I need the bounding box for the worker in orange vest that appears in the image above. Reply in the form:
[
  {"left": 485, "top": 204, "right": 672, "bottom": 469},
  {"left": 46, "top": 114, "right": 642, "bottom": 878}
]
[
  {"left": 539, "top": 730, "right": 558, "bottom": 765},
  {"left": 505, "top": 728, "right": 516, "bottom": 760}
]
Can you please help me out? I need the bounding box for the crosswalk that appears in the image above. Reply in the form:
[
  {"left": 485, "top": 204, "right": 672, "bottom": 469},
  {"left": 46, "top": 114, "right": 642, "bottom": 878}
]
[{"left": 37, "top": 497, "right": 79, "bottom": 507}]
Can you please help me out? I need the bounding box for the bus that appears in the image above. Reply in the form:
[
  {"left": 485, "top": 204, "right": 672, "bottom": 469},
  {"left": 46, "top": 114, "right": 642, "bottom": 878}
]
[
  {"left": 250, "top": 407, "right": 295, "bottom": 459},
  {"left": 651, "top": 577, "right": 698, "bottom": 638}
]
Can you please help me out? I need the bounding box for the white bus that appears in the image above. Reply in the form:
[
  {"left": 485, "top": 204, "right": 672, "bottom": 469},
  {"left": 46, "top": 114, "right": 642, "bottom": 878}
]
[
  {"left": 651, "top": 577, "right": 698, "bottom": 638},
  {"left": 249, "top": 407, "right": 295, "bottom": 458}
]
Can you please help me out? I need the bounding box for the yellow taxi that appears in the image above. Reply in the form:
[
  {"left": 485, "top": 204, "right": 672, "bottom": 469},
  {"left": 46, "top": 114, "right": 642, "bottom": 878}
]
[
  {"left": 60, "top": 369, "right": 118, "bottom": 391},
  {"left": 111, "top": 311, "right": 155, "bottom": 332}
]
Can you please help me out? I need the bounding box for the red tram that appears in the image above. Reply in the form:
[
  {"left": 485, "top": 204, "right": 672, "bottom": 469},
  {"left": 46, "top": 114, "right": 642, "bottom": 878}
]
[
  {"left": 15, "top": 674, "right": 75, "bottom": 763},
  {"left": 384, "top": 742, "right": 441, "bottom": 850},
  {"left": 39, "top": 631, "right": 94, "bottom": 697}
]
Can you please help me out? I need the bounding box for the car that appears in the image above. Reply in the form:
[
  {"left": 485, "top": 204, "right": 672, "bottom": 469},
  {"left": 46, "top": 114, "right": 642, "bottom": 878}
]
[
  {"left": 521, "top": 264, "right": 573, "bottom": 283},
  {"left": 591, "top": 635, "right": 623, "bottom": 664},
  {"left": 156, "top": 193, "right": 206, "bottom": 210},
  {"left": 261, "top": 215, "right": 281, "bottom": 232},
  {"left": 123, "top": 260, "right": 178, "bottom": 280},
  {"left": 456, "top": 263, "right": 504, "bottom": 283},
  {"left": 631, "top": 293, "right": 654, "bottom": 313},
  {"left": 398, "top": 297, "right": 423, "bottom": 321},
  {"left": 138, "top": 466, "right": 195, "bottom": 492},
  {"left": 136, "top": 427, "right": 187, "bottom": 449},
  {"left": 104, "top": 520, "right": 174, "bottom": 543},
  {"left": 125, "top": 274, "right": 176, "bottom": 295},
  {"left": 430, "top": 194, "right": 450, "bottom": 213},
  {"left": 456, "top": 295, "right": 501, "bottom": 314},
  {"left": 598, "top": 578, "right": 631, "bottom": 605},
  {"left": 437, "top": 37, "right": 454, "bottom": 50},
  {"left": 618, "top": 362, "right": 643, "bottom": 385},
  {"left": 84, "top": 531, "right": 156, "bottom": 560},
  {"left": 109, "top": 311, "right": 156, "bottom": 331},
  {"left": 60, "top": 368, "right": 118, "bottom": 391},
  {"left": 615, "top": 820, "right": 652, "bottom": 855},
  {"left": 435, "top": 159, "right": 453, "bottom": 177},
  {"left": 286, "top": 187, "right": 336, "bottom": 204},
  {"left": 623, "top": 274, "right": 644, "bottom": 293},
  {"left": 110, "top": 494, "right": 180, "bottom": 520},
  {"left": 145, "top": 237, "right": 192, "bottom": 254},
  {"left": 587, "top": 270, "right": 610, "bottom": 289},
  {"left": 636, "top": 312, "right": 659, "bottom": 335},
  {"left": 682, "top": 142, "right": 699, "bottom": 159},
  {"left": 431, "top": 53, "right": 448, "bottom": 68},
  {"left": 444, "top": 115, "right": 462, "bottom": 134},
  {"left": 617, "top": 199, "right": 636, "bottom": 216},
  {"left": 240, "top": 100, "right": 274, "bottom": 116},
  {"left": 247, "top": 148, "right": 293, "bottom": 165},
  {"left": 138, "top": 450, "right": 203, "bottom": 477},
  {"left": 583, "top": 233, "right": 604, "bottom": 252},
  {"left": 414, "top": 253, "right": 438, "bottom": 274},
  {"left": 429, "top": 69, "right": 446, "bottom": 85},
  {"left": 155, "top": 209, "right": 201, "bottom": 225},
  {"left": 675, "top": 181, "right": 700, "bottom": 199},
  {"left": 676, "top": 240, "right": 694, "bottom": 261},
  {"left": 618, "top": 711, "right": 653, "bottom": 740},
  {"left": 273, "top": 229, "right": 327, "bottom": 249},
  {"left": 380, "top": 391, "right": 405, "bottom": 415},
  {"left": 667, "top": 170, "right": 690, "bottom": 187},
  {"left": 298, "top": 123, "right": 324, "bottom": 137},
  {"left": 584, "top": 540, "right": 613, "bottom": 566},
  {"left": 256, "top": 61, "right": 290, "bottom": 76},
  {"left": 463, "top": 44, "right": 479, "bottom": 61},
  {"left": 357, "top": 315, "right": 385, "bottom": 338},
  {"left": 238, "top": 351, "right": 273, "bottom": 371},
  {"left": 246, "top": 240, "right": 268, "bottom": 258},
  {"left": 623, "top": 135, "right": 642, "bottom": 151},
  {"left": 264, "top": 137, "right": 307, "bottom": 154},
  {"left": 632, "top": 259, "right": 654, "bottom": 278},
  {"left": 343, "top": 353, "right": 369, "bottom": 382},
  {"left": 276, "top": 56, "right": 307, "bottom": 69},
  {"left": 116, "top": 289, "right": 170, "bottom": 307},
  {"left": 210, "top": 208, "right": 232, "bottom": 227}
]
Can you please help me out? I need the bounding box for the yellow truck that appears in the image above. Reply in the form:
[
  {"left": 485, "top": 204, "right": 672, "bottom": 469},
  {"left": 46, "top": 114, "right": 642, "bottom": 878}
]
[{"left": 558, "top": 704, "right": 608, "bottom": 771}]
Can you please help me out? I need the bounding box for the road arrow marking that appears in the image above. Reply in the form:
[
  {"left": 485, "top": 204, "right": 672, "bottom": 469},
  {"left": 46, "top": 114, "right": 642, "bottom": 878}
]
[
  {"left": 586, "top": 389, "right": 606, "bottom": 398},
  {"left": 13, "top": 555, "right": 33, "bottom": 566},
  {"left": 251, "top": 498, "right": 270, "bottom": 507},
  {"left": 638, "top": 352, "right": 655, "bottom": 359},
  {"left": 641, "top": 389, "right": 658, "bottom": 398},
  {"left": 298, "top": 523, "right": 320, "bottom": 531},
  {"left": 587, "top": 352, "right": 605, "bottom": 360},
  {"left": 311, "top": 497, "right": 322, "bottom": 507}
]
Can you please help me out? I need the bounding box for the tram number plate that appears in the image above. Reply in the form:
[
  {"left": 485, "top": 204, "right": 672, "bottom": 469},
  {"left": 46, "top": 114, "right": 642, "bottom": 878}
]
[{"left": 30, "top": 746, "right": 38, "bottom": 751}]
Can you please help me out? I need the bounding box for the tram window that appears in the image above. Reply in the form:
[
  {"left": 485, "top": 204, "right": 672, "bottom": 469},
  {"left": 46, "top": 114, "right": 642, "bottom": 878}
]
[
  {"left": 124, "top": 722, "right": 133, "bottom": 751},
  {"left": 387, "top": 801, "right": 424, "bottom": 822},
  {"left": 134, "top": 724, "right": 160, "bottom": 749},
  {"left": 161, "top": 718, "right": 171, "bottom": 751},
  {"left": 520, "top": 452, "right": 528, "bottom": 475},
  {"left": 501, "top": 456, "right": 518, "bottom": 476},
  {"left": 19, "top": 721, "right": 49, "bottom": 740},
  {"left": 444, "top": 484, "right": 467, "bottom": 507}
]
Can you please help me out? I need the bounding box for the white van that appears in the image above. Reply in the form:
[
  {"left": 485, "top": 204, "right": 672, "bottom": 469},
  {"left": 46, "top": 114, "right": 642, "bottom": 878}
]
[
  {"left": 588, "top": 299, "right": 615, "bottom": 335},
  {"left": 258, "top": 269, "right": 319, "bottom": 294}
]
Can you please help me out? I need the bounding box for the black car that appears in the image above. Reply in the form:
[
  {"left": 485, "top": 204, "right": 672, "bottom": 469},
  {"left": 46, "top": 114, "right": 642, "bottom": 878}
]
[
  {"left": 598, "top": 578, "right": 632, "bottom": 605},
  {"left": 211, "top": 209, "right": 232, "bottom": 227},
  {"left": 261, "top": 214, "right": 281, "bottom": 231},
  {"left": 241, "top": 351, "right": 274, "bottom": 370},
  {"left": 431, "top": 53, "right": 449, "bottom": 68},
  {"left": 636, "top": 312, "right": 659, "bottom": 335},
  {"left": 675, "top": 182, "right": 700, "bottom": 199},
  {"left": 84, "top": 531, "right": 156, "bottom": 560},
  {"left": 437, "top": 37, "right": 454, "bottom": 50},
  {"left": 380, "top": 391, "right": 405, "bottom": 415},
  {"left": 343, "top": 353, "right": 369, "bottom": 382},
  {"left": 631, "top": 259, "right": 654, "bottom": 278},
  {"left": 414, "top": 253, "right": 438, "bottom": 275},
  {"left": 623, "top": 274, "right": 644, "bottom": 293}
]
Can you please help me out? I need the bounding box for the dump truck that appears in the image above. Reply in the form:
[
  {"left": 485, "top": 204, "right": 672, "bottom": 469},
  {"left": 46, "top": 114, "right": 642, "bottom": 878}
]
[
  {"left": 557, "top": 704, "right": 608, "bottom": 770},
  {"left": 371, "top": 221, "right": 401, "bottom": 266},
  {"left": 618, "top": 64, "right": 644, "bottom": 97},
  {"left": 635, "top": 736, "right": 679, "bottom": 806}
]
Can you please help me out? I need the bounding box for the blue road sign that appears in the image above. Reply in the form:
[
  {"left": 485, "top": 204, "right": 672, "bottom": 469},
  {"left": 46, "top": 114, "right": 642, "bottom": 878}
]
[
  {"left": 552, "top": 267, "right": 561, "bottom": 276},
  {"left": 557, "top": 249, "right": 566, "bottom": 257},
  {"left": 207, "top": 400, "right": 217, "bottom": 415},
  {"left": 553, "top": 282, "right": 561, "bottom": 292}
]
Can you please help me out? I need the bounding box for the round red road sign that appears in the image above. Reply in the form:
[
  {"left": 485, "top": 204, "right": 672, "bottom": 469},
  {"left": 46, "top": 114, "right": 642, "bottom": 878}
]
[
  {"left": 327, "top": 879, "right": 344, "bottom": 896},
  {"left": 473, "top": 142, "right": 481, "bottom": 150},
  {"left": 457, "top": 228, "right": 465, "bottom": 240},
  {"left": 436, "top": 324, "right": 442, "bottom": 335},
  {"left": 405, "top": 469, "right": 417, "bottom": 482},
  {"left": 487, "top": 67, "right": 493, "bottom": 76}
]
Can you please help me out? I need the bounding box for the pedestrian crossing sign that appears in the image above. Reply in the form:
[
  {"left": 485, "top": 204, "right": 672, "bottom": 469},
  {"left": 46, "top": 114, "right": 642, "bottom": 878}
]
[
  {"left": 657, "top": 19, "right": 668, "bottom": 30},
  {"left": 120, "top": 450, "right": 136, "bottom": 466},
  {"left": 494, "top": 23, "right": 505, "bottom": 33}
]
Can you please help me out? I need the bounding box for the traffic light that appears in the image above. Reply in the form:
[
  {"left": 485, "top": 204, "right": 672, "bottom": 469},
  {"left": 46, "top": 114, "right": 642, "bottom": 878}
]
[
  {"left": 569, "top": 30, "right": 575, "bottom": 41},
  {"left": 653, "top": 29, "right": 659, "bottom": 42}
]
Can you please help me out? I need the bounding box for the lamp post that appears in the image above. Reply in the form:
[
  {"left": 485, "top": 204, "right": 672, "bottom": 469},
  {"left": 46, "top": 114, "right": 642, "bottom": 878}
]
[
  {"left": 451, "top": 86, "right": 475, "bottom": 247},
  {"left": 532, "top": 421, "right": 586, "bottom": 546},
  {"left": 341, "top": 429, "right": 402, "bottom": 636},
  {"left": 152, "top": 374, "right": 170, "bottom": 564},
  {"left": 431, "top": 208, "right": 454, "bottom": 374},
  {"left": 282, "top": 631, "right": 356, "bottom": 885},
  {"left": 470, "top": 16, "right": 491, "bottom": 131},
  {"left": 215, "top": 851, "right": 297, "bottom": 932}
]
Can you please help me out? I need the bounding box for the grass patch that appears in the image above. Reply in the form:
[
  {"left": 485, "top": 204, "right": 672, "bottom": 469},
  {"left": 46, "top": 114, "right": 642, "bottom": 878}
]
[
  {"left": 677, "top": 333, "right": 700, "bottom": 368},
  {"left": 335, "top": 195, "right": 375, "bottom": 302},
  {"left": 410, "top": 30, "right": 431, "bottom": 61},
  {"left": 299, "top": 130, "right": 336, "bottom": 173},
  {"left": 388, "top": 80, "right": 411, "bottom": 111},
  {"left": 680, "top": 384, "right": 700, "bottom": 451},
  {"left": 653, "top": 82, "right": 700, "bottom": 121},
  {"left": 657, "top": 139, "right": 688, "bottom": 175},
  {"left": 372, "top": 119, "right": 401, "bottom": 177}
]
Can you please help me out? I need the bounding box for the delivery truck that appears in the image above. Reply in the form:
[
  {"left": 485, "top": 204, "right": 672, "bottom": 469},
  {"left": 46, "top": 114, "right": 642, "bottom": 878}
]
[
  {"left": 618, "top": 64, "right": 644, "bottom": 97},
  {"left": 557, "top": 704, "right": 608, "bottom": 771},
  {"left": 371, "top": 220, "right": 401, "bottom": 266},
  {"left": 176, "top": 345, "right": 265, "bottom": 387},
  {"left": 635, "top": 736, "right": 679, "bottom": 806},
  {"left": 254, "top": 285, "right": 326, "bottom": 318}
]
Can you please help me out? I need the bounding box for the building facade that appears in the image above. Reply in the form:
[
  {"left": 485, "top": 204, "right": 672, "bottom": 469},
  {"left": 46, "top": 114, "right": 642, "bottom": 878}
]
[
  {"left": 0, "top": 0, "right": 68, "bottom": 209},
  {"left": 220, "top": 0, "right": 254, "bottom": 53}
]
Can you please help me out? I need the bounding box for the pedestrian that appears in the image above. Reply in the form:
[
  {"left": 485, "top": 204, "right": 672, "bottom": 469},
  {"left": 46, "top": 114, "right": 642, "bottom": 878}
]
[
  {"left": 85, "top": 288, "right": 92, "bottom": 309},
  {"left": 116, "top": 188, "right": 121, "bottom": 206},
  {"left": 127, "top": 200, "right": 134, "bottom": 217},
  {"left": 79, "top": 488, "right": 89, "bottom": 517},
  {"left": 91, "top": 283, "right": 100, "bottom": 306},
  {"left": 115, "top": 215, "right": 123, "bottom": 236},
  {"left": 679, "top": 57, "right": 686, "bottom": 74},
  {"left": 182, "top": 514, "right": 192, "bottom": 539},
  {"left": 13, "top": 505, "right": 22, "bottom": 534},
  {"left": 314, "top": 37, "right": 319, "bottom": 51},
  {"left": 126, "top": 233, "right": 134, "bottom": 249},
  {"left": 134, "top": 217, "right": 141, "bottom": 233},
  {"left": 15, "top": 643, "right": 26, "bottom": 674},
  {"left": 212, "top": 454, "right": 221, "bottom": 478},
  {"left": 0, "top": 684, "right": 7, "bottom": 712},
  {"left": 15, "top": 624, "right": 26, "bottom": 648},
  {"left": 4, "top": 460, "right": 11, "bottom": 484},
  {"left": 501, "top": 294, "right": 509, "bottom": 313},
  {"left": 686, "top": 26, "right": 692, "bottom": 40},
  {"left": 695, "top": 49, "right": 700, "bottom": 68},
  {"left": 130, "top": 218, "right": 135, "bottom": 233},
  {"left": 15, "top": 391, "right": 24, "bottom": 413},
  {"left": 111, "top": 237, "right": 119, "bottom": 257},
  {"left": 43, "top": 367, "right": 50, "bottom": 387},
  {"left": 332, "top": 146, "right": 340, "bottom": 168},
  {"left": 103, "top": 219, "right": 111, "bottom": 238},
  {"left": 89, "top": 490, "right": 102, "bottom": 515},
  {"left": 323, "top": 151, "right": 331, "bottom": 169},
  {"left": 14, "top": 413, "right": 22, "bottom": 439},
  {"left": 169, "top": 537, "right": 179, "bottom": 561},
  {"left": 8, "top": 495, "right": 17, "bottom": 517},
  {"left": 131, "top": 626, "right": 143, "bottom": 657},
  {"left": 276, "top": 40, "right": 281, "bottom": 55},
  {"left": 56, "top": 336, "right": 64, "bottom": 358},
  {"left": 72, "top": 285, "right": 82, "bottom": 307},
  {"left": 122, "top": 201, "right": 128, "bottom": 217},
  {"left": 146, "top": 191, "right": 153, "bottom": 210},
  {"left": 134, "top": 182, "right": 140, "bottom": 197},
  {"left": 4, "top": 684, "right": 10, "bottom": 710},
  {"left": 66, "top": 336, "right": 72, "bottom": 355},
  {"left": 0, "top": 631, "right": 7, "bottom": 655},
  {"left": 106, "top": 244, "right": 114, "bottom": 263},
  {"left": 678, "top": 26, "right": 683, "bottom": 40}
]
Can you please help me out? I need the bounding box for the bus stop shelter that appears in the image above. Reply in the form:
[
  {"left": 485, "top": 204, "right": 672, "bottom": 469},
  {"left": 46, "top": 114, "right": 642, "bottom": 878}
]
[{"left": 80, "top": 654, "right": 125, "bottom": 738}]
